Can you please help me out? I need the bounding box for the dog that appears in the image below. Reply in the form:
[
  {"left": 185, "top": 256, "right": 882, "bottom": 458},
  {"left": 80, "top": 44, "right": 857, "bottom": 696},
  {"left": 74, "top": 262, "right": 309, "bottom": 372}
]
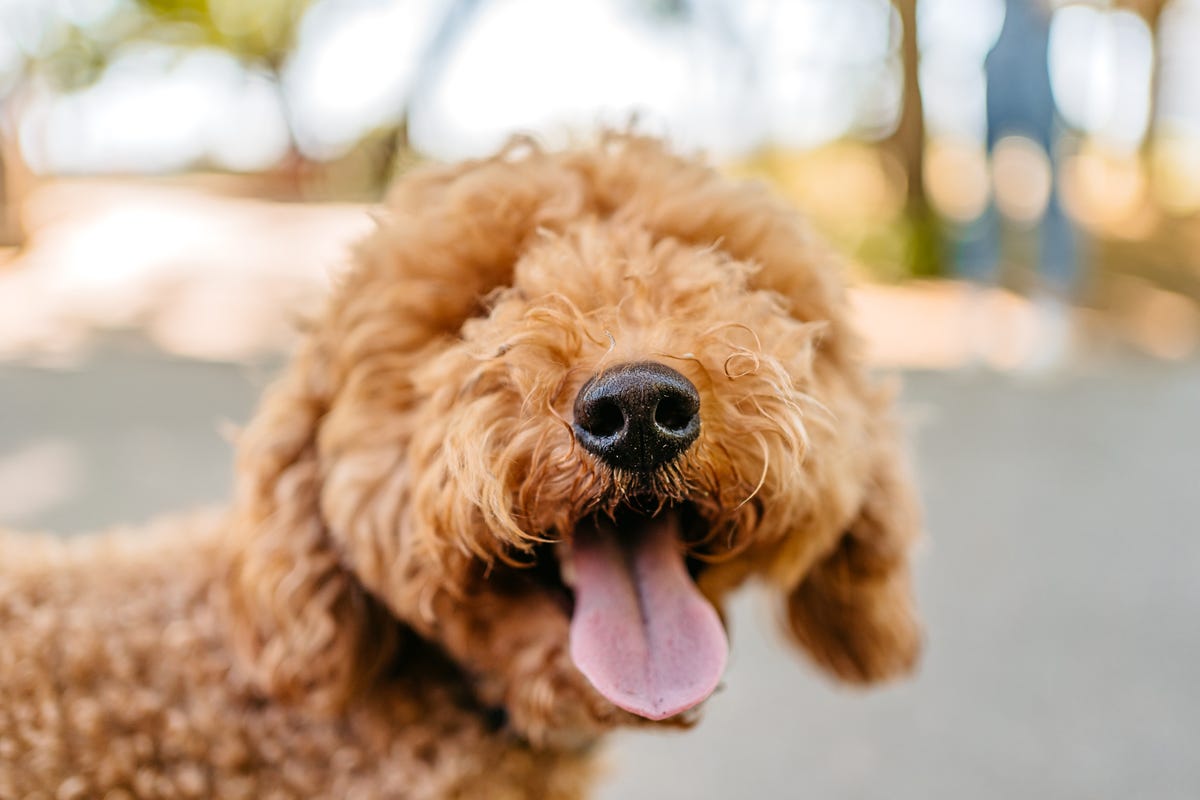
[{"left": 0, "top": 135, "right": 921, "bottom": 799}]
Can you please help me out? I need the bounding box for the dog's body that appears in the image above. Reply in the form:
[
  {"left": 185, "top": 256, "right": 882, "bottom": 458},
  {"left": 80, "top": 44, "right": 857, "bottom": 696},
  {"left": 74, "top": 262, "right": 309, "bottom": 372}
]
[
  {"left": 1, "top": 137, "right": 921, "bottom": 799},
  {"left": 1, "top": 521, "right": 589, "bottom": 798}
]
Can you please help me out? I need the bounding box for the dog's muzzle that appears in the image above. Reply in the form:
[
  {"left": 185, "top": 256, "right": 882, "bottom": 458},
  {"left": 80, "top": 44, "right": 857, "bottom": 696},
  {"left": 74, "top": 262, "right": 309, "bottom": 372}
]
[{"left": 571, "top": 361, "right": 700, "bottom": 472}]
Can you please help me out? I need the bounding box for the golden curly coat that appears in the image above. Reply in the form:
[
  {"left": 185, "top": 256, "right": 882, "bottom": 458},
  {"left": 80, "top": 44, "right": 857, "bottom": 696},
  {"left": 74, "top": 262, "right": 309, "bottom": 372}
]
[{"left": 0, "top": 135, "right": 922, "bottom": 799}]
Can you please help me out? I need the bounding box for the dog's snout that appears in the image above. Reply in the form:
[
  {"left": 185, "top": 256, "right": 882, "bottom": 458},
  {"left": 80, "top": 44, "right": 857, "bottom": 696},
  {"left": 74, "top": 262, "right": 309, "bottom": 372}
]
[{"left": 572, "top": 361, "right": 700, "bottom": 472}]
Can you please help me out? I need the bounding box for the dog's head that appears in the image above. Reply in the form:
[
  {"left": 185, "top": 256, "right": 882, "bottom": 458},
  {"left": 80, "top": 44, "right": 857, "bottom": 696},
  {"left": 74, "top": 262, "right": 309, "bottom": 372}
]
[{"left": 225, "top": 135, "right": 921, "bottom": 738}]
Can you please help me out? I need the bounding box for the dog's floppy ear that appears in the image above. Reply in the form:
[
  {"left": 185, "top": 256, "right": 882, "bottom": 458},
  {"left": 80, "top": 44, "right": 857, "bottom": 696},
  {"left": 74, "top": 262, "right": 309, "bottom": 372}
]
[
  {"left": 223, "top": 344, "right": 398, "bottom": 711},
  {"left": 783, "top": 403, "right": 922, "bottom": 684}
]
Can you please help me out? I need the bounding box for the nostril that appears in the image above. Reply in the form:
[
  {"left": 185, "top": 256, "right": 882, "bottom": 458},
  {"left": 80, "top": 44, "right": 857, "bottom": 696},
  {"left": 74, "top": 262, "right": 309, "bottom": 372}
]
[
  {"left": 654, "top": 394, "right": 696, "bottom": 434},
  {"left": 583, "top": 398, "right": 625, "bottom": 438}
]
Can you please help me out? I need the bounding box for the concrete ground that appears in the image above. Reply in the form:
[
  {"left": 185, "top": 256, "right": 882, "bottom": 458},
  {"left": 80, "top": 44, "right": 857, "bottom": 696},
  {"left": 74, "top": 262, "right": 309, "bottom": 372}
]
[{"left": 1, "top": 344, "right": 1197, "bottom": 799}]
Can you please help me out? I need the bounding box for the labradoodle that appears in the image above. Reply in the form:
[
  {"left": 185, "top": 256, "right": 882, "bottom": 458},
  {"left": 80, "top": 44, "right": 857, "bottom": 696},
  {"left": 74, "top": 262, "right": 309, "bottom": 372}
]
[{"left": 0, "top": 135, "right": 922, "bottom": 799}]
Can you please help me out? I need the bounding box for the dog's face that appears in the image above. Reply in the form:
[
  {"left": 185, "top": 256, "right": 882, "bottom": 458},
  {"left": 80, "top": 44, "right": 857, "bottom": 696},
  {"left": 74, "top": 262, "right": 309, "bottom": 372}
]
[
  {"left": 404, "top": 223, "right": 827, "bottom": 719},
  {"left": 227, "top": 137, "right": 921, "bottom": 740}
]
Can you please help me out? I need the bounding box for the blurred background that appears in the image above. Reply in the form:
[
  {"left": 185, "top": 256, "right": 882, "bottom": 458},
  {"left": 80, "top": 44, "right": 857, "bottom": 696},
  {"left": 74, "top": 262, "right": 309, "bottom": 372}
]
[{"left": 0, "top": 0, "right": 1197, "bottom": 797}]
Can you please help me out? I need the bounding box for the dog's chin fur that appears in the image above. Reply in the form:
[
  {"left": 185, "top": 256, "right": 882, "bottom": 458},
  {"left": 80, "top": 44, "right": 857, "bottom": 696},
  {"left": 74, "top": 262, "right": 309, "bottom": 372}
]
[{"left": 1, "top": 134, "right": 923, "bottom": 799}]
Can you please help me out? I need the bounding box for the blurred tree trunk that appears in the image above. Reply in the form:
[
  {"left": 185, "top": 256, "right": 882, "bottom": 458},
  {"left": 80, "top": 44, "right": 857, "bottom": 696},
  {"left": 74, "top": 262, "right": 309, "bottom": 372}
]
[
  {"left": 1129, "top": 0, "right": 1168, "bottom": 154},
  {"left": 1117, "top": 0, "right": 1168, "bottom": 204},
  {"left": 0, "top": 151, "right": 13, "bottom": 248},
  {"left": 264, "top": 55, "right": 316, "bottom": 200},
  {"left": 383, "top": 0, "right": 484, "bottom": 184},
  {"left": 0, "top": 100, "right": 29, "bottom": 249},
  {"left": 888, "top": 0, "right": 940, "bottom": 277}
]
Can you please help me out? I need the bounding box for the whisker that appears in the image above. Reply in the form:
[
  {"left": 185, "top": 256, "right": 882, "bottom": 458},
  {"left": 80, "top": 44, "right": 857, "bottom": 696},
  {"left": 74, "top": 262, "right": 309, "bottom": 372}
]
[{"left": 736, "top": 433, "right": 771, "bottom": 510}]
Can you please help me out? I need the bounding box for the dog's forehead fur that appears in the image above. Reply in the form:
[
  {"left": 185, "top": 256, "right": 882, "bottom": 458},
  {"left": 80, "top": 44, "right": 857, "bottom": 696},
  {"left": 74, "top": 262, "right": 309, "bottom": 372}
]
[{"left": 486, "top": 220, "right": 816, "bottom": 373}]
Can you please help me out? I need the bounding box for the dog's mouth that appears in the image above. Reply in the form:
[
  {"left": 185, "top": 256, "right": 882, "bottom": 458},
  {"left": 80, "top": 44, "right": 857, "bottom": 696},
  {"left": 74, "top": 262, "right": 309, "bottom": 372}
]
[{"left": 554, "top": 504, "right": 728, "bottom": 721}]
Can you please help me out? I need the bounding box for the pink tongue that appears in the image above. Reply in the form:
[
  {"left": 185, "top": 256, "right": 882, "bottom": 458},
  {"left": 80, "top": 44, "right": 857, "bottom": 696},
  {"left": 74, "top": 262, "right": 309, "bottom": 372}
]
[{"left": 568, "top": 512, "right": 728, "bottom": 720}]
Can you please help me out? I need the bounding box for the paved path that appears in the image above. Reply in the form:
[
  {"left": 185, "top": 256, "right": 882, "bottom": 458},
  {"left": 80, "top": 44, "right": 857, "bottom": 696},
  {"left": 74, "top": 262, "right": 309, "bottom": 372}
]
[{"left": 2, "top": 346, "right": 1197, "bottom": 798}]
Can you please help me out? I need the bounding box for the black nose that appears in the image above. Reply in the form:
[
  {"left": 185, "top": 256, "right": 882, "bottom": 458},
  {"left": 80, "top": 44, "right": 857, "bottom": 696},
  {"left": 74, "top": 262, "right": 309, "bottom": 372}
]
[{"left": 572, "top": 361, "right": 701, "bottom": 472}]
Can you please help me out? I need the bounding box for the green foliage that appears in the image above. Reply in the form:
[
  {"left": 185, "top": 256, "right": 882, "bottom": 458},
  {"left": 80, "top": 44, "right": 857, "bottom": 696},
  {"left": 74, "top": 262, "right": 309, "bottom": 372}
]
[
  {"left": 32, "top": 24, "right": 116, "bottom": 91},
  {"left": 134, "top": 0, "right": 313, "bottom": 68},
  {"left": 6, "top": 0, "right": 313, "bottom": 96}
]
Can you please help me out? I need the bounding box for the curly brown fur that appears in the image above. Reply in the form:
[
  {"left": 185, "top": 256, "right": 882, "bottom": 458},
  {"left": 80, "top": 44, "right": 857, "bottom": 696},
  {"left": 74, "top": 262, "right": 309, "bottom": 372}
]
[{"left": 0, "top": 135, "right": 922, "bottom": 798}]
